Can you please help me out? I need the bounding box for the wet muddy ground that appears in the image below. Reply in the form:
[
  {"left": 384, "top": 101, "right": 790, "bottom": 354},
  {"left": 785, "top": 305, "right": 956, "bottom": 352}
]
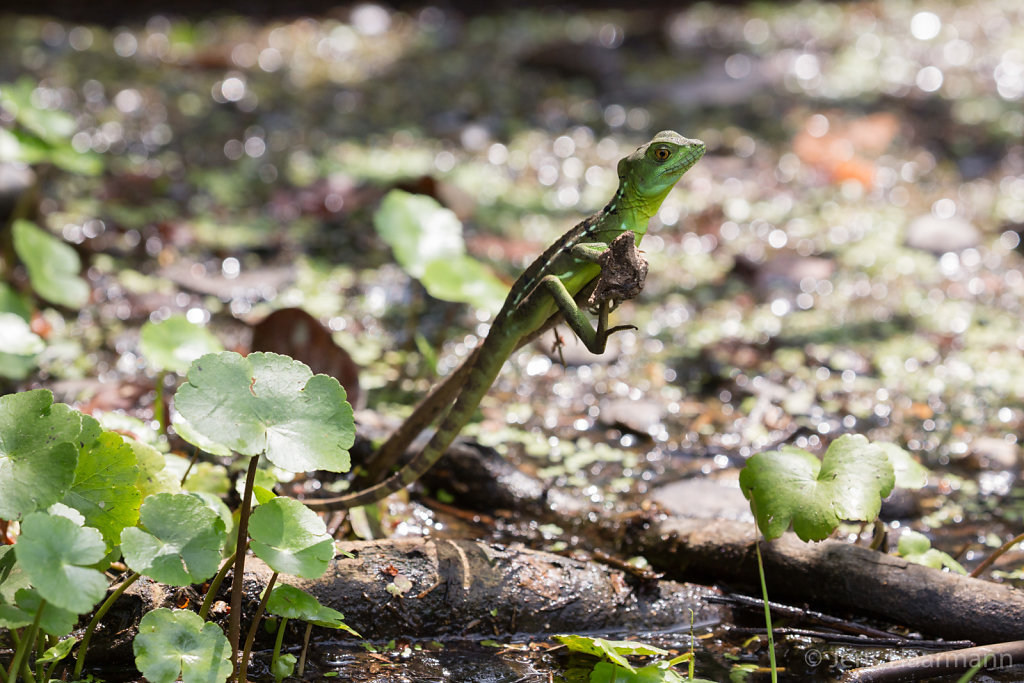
[{"left": 3, "top": 1, "right": 1024, "bottom": 680}]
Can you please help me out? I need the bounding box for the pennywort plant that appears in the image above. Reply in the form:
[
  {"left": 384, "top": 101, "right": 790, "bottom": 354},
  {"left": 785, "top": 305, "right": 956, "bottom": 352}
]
[
  {"left": 0, "top": 349, "right": 358, "bottom": 683},
  {"left": 738, "top": 433, "right": 928, "bottom": 681}
]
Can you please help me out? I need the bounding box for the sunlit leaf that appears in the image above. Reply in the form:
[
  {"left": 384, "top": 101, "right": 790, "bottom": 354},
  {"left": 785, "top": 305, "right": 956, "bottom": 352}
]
[
  {"left": 373, "top": 189, "right": 507, "bottom": 313},
  {"left": 0, "top": 389, "right": 81, "bottom": 520},
  {"left": 140, "top": 314, "right": 223, "bottom": 375},
  {"left": 739, "top": 434, "right": 896, "bottom": 542},
  {"left": 62, "top": 415, "right": 141, "bottom": 549},
  {"left": 555, "top": 634, "right": 669, "bottom": 673},
  {"left": 133, "top": 608, "right": 233, "bottom": 683},
  {"left": 0, "top": 78, "right": 74, "bottom": 143},
  {"left": 121, "top": 493, "right": 227, "bottom": 586},
  {"left": 265, "top": 584, "right": 359, "bottom": 635},
  {"left": 422, "top": 255, "right": 508, "bottom": 313},
  {"left": 272, "top": 652, "right": 297, "bottom": 683},
  {"left": 35, "top": 634, "right": 76, "bottom": 665},
  {"left": 249, "top": 497, "right": 334, "bottom": 578},
  {"left": 129, "top": 438, "right": 181, "bottom": 499},
  {"left": 11, "top": 219, "right": 90, "bottom": 308},
  {"left": 14, "top": 512, "right": 108, "bottom": 614},
  {"left": 374, "top": 189, "right": 465, "bottom": 278},
  {"left": 173, "top": 351, "right": 354, "bottom": 473},
  {"left": 897, "top": 530, "right": 966, "bottom": 574},
  {"left": 878, "top": 443, "right": 929, "bottom": 490}
]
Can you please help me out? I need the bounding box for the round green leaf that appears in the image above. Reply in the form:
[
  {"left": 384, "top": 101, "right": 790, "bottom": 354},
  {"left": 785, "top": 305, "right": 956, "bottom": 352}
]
[
  {"left": 373, "top": 190, "right": 507, "bottom": 313},
  {"left": 130, "top": 439, "right": 182, "bottom": 500},
  {"left": 14, "top": 588, "right": 78, "bottom": 637},
  {"left": 121, "top": 493, "right": 227, "bottom": 586},
  {"left": 133, "top": 608, "right": 233, "bottom": 683},
  {"left": 0, "top": 390, "right": 81, "bottom": 519},
  {"left": 61, "top": 416, "right": 141, "bottom": 549},
  {"left": 555, "top": 634, "right": 669, "bottom": 672},
  {"left": 265, "top": 583, "right": 356, "bottom": 634},
  {"left": 173, "top": 351, "right": 354, "bottom": 473},
  {"left": 14, "top": 512, "right": 108, "bottom": 613},
  {"left": 739, "top": 434, "right": 896, "bottom": 542},
  {"left": 272, "top": 652, "right": 297, "bottom": 683},
  {"left": 140, "top": 314, "right": 224, "bottom": 375},
  {"left": 373, "top": 189, "right": 465, "bottom": 278},
  {"left": 422, "top": 255, "right": 508, "bottom": 314},
  {"left": 249, "top": 497, "right": 333, "bottom": 578},
  {"left": 878, "top": 442, "right": 929, "bottom": 490},
  {"left": 0, "top": 78, "right": 75, "bottom": 144},
  {"left": 35, "top": 634, "right": 76, "bottom": 665},
  {"left": 12, "top": 219, "right": 90, "bottom": 309}
]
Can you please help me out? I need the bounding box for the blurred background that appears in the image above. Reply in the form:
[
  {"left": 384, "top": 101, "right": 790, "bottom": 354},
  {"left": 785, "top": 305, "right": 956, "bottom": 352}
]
[{"left": 2, "top": 1, "right": 1024, "bottom": 679}]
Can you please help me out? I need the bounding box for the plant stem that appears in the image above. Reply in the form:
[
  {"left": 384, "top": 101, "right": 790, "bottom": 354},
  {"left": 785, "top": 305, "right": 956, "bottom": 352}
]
[
  {"left": 752, "top": 512, "right": 777, "bottom": 683},
  {"left": 238, "top": 572, "right": 277, "bottom": 683},
  {"left": 73, "top": 572, "right": 141, "bottom": 679},
  {"left": 0, "top": 651, "right": 8, "bottom": 683},
  {"left": 199, "top": 550, "right": 238, "bottom": 621},
  {"left": 229, "top": 455, "right": 260, "bottom": 679},
  {"left": 180, "top": 444, "right": 200, "bottom": 487},
  {"left": 154, "top": 370, "right": 167, "bottom": 435},
  {"left": 969, "top": 530, "right": 1024, "bottom": 578},
  {"left": 955, "top": 653, "right": 993, "bottom": 682},
  {"left": 297, "top": 622, "right": 312, "bottom": 677},
  {"left": 273, "top": 617, "right": 289, "bottom": 680},
  {"left": 8, "top": 601, "right": 43, "bottom": 682},
  {"left": 33, "top": 632, "right": 44, "bottom": 683}
]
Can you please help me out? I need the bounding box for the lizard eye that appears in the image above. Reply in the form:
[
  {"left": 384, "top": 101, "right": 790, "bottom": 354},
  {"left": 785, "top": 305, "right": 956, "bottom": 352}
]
[{"left": 653, "top": 146, "right": 672, "bottom": 161}]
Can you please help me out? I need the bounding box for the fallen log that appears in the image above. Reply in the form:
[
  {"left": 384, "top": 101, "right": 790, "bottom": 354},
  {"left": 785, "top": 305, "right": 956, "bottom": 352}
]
[
  {"left": 86, "top": 538, "right": 725, "bottom": 669},
  {"left": 418, "top": 442, "right": 1024, "bottom": 645},
  {"left": 840, "top": 640, "right": 1024, "bottom": 682},
  {"left": 284, "top": 537, "right": 725, "bottom": 640},
  {"left": 627, "top": 516, "right": 1024, "bottom": 645}
]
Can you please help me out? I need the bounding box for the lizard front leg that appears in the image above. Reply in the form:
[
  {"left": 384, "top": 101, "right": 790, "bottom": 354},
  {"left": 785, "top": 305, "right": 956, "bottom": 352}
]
[{"left": 540, "top": 277, "right": 636, "bottom": 355}]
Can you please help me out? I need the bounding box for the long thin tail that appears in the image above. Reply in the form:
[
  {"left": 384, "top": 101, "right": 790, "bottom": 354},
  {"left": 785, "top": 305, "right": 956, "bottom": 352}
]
[
  {"left": 303, "top": 341, "right": 509, "bottom": 510},
  {"left": 360, "top": 347, "right": 480, "bottom": 482}
]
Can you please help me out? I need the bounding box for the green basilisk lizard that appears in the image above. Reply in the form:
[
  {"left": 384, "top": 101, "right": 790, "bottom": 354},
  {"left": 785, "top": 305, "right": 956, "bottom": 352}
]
[{"left": 306, "top": 130, "right": 705, "bottom": 510}]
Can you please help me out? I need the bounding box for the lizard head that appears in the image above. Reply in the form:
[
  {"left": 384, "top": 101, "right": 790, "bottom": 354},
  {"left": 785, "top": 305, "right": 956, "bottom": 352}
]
[{"left": 617, "top": 130, "right": 705, "bottom": 217}]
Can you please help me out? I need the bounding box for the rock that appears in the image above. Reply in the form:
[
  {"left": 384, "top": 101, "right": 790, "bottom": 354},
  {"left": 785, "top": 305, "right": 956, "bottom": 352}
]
[
  {"left": 651, "top": 477, "right": 753, "bottom": 521},
  {"left": 970, "top": 436, "right": 1020, "bottom": 470},
  {"left": 598, "top": 397, "right": 665, "bottom": 436},
  {"left": 905, "top": 215, "right": 981, "bottom": 253},
  {"left": 754, "top": 253, "right": 835, "bottom": 293}
]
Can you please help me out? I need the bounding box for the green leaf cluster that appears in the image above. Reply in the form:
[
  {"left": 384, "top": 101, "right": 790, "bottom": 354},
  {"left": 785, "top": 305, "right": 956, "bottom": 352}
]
[
  {"left": 0, "top": 350, "right": 357, "bottom": 682},
  {"left": 0, "top": 77, "right": 103, "bottom": 175},
  {"left": 12, "top": 219, "right": 91, "bottom": 309},
  {"left": 373, "top": 189, "right": 508, "bottom": 313},
  {"left": 555, "top": 634, "right": 713, "bottom": 683},
  {"left": 738, "top": 434, "right": 907, "bottom": 541},
  {"left": 174, "top": 351, "right": 354, "bottom": 473}
]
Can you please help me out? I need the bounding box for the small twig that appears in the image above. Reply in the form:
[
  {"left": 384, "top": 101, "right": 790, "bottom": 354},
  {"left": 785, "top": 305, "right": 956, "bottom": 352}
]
[
  {"left": 969, "top": 530, "right": 1024, "bottom": 578},
  {"left": 731, "top": 626, "right": 973, "bottom": 649},
  {"left": 709, "top": 593, "right": 899, "bottom": 640},
  {"left": 840, "top": 639, "right": 1024, "bottom": 682},
  {"left": 179, "top": 444, "right": 200, "bottom": 487}
]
